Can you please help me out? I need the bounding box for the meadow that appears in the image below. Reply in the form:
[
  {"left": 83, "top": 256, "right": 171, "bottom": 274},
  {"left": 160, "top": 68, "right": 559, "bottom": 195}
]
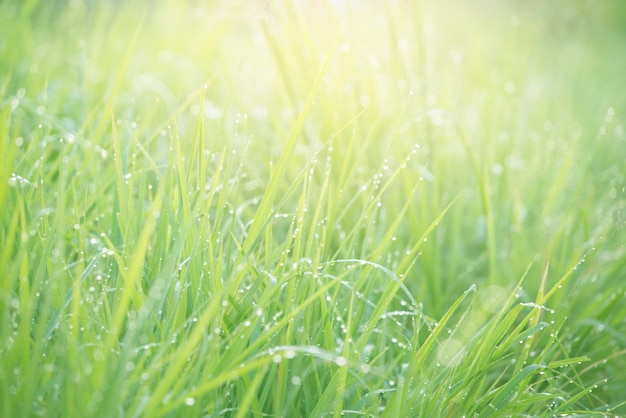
[{"left": 1, "top": 0, "right": 626, "bottom": 416}]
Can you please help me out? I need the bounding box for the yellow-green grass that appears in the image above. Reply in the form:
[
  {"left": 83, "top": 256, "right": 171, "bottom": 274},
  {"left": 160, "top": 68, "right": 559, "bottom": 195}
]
[{"left": 1, "top": 0, "right": 625, "bottom": 416}]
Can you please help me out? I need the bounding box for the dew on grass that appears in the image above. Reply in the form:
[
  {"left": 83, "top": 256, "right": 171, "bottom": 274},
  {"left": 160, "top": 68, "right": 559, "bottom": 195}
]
[
  {"left": 8, "top": 173, "right": 31, "bottom": 187},
  {"left": 519, "top": 302, "right": 555, "bottom": 313},
  {"left": 184, "top": 397, "right": 196, "bottom": 406}
]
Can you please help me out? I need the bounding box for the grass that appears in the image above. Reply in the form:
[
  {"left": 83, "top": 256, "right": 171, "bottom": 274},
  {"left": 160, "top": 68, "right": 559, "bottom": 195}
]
[{"left": 1, "top": 0, "right": 626, "bottom": 416}]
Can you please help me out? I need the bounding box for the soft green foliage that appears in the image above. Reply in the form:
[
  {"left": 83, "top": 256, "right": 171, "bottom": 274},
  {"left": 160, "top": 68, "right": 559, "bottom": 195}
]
[{"left": 1, "top": 0, "right": 626, "bottom": 416}]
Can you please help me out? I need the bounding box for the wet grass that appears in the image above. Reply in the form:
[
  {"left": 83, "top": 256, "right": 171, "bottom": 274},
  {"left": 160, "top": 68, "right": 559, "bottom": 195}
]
[{"left": 1, "top": 0, "right": 626, "bottom": 416}]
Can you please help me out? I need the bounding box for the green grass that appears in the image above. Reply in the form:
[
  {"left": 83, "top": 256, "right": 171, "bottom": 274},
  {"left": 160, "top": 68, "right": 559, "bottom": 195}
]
[{"left": 1, "top": 0, "right": 626, "bottom": 416}]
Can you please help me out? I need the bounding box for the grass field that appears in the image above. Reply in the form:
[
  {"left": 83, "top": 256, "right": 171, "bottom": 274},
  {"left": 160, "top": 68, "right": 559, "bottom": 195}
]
[{"left": 1, "top": 0, "right": 626, "bottom": 416}]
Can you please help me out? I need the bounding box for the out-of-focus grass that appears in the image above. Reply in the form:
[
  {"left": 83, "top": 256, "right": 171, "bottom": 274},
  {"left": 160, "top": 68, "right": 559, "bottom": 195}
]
[{"left": 1, "top": 0, "right": 625, "bottom": 416}]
